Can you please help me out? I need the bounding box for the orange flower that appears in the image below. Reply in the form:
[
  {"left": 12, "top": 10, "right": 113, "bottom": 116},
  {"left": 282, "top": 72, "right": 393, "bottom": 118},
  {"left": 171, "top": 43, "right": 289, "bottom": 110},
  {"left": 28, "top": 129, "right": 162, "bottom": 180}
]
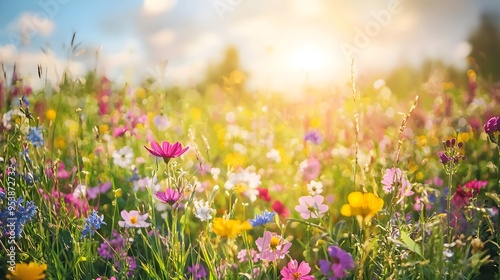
[
  {"left": 7, "top": 262, "right": 47, "bottom": 280},
  {"left": 212, "top": 217, "right": 251, "bottom": 238}
]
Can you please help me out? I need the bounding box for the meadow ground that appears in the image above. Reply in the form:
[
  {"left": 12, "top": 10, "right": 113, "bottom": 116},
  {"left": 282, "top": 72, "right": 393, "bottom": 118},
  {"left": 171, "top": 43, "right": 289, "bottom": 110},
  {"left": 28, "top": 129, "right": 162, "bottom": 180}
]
[{"left": 1, "top": 66, "right": 500, "bottom": 280}]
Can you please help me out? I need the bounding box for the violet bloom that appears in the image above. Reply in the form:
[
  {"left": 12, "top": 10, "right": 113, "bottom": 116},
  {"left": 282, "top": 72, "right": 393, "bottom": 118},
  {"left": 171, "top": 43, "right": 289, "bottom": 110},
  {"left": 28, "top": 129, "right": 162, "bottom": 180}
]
[
  {"left": 484, "top": 116, "right": 500, "bottom": 134},
  {"left": 280, "top": 260, "right": 315, "bottom": 280},
  {"left": 439, "top": 152, "right": 451, "bottom": 164},
  {"left": 319, "top": 245, "right": 355, "bottom": 279},
  {"left": 156, "top": 188, "right": 182, "bottom": 206},
  {"left": 187, "top": 263, "right": 208, "bottom": 280},
  {"left": 295, "top": 195, "right": 329, "bottom": 219},
  {"left": 144, "top": 140, "right": 189, "bottom": 164},
  {"left": 304, "top": 130, "right": 323, "bottom": 145},
  {"left": 118, "top": 210, "right": 151, "bottom": 228},
  {"left": 255, "top": 231, "right": 292, "bottom": 261},
  {"left": 87, "top": 182, "right": 112, "bottom": 199}
]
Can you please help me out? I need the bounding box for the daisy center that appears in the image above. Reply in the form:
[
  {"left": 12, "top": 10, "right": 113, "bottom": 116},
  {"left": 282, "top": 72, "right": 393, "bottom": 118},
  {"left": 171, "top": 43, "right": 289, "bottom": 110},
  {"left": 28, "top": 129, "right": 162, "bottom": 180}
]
[
  {"left": 130, "top": 216, "right": 137, "bottom": 224},
  {"left": 270, "top": 236, "right": 280, "bottom": 250},
  {"left": 292, "top": 272, "right": 302, "bottom": 279}
]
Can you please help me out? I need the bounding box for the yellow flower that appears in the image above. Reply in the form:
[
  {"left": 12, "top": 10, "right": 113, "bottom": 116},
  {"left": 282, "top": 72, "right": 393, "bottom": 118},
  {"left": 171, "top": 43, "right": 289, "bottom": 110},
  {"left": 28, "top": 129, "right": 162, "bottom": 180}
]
[
  {"left": 224, "top": 152, "right": 246, "bottom": 167},
  {"left": 114, "top": 188, "right": 123, "bottom": 198},
  {"left": 7, "top": 262, "right": 47, "bottom": 280},
  {"left": 212, "top": 218, "right": 251, "bottom": 238},
  {"left": 54, "top": 136, "right": 66, "bottom": 149},
  {"left": 45, "top": 109, "right": 56, "bottom": 121},
  {"left": 340, "top": 192, "right": 384, "bottom": 226}
]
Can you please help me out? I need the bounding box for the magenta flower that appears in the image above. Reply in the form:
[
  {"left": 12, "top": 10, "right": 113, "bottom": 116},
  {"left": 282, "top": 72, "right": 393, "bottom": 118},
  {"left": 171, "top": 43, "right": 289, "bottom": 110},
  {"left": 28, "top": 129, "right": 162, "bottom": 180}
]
[
  {"left": 295, "top": 195, "right": 329, "bottom": 219},
  {"left": 464, "top": 179, "right": 488, "bottom": 192},
  {"left": 156, "top": 188, "right": 182, "bottom": 206},
  {"left": 144, "top": 140, "right": 189, "bottom": 163},
  {"left": 319, "top": 245, "right": 355, "bottom": 279},
  {"left": 484, "top": 116, "right": 500, "bottom": 134},
  {"left": 255, "top": 231, "right": 292, "bottom": 261},
  {"left": 280, "top": 260, "right": 315, "bottom": 280}
]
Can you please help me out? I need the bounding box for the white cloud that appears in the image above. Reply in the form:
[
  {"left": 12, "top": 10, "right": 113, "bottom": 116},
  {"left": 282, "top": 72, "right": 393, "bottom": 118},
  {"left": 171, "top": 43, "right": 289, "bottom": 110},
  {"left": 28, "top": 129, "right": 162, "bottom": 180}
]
[
  {"left": 143, "top": 0, "right": 177, "bottom": 15},
  {"left": 1, "top": 48, "right": 85, "bottom": 90},
  {"left": 149, "top": 29, "right": 175, "bottom": 49},
  {"left": 6, "top": 13, "right": 55, "bottom": 45},
  {"left": 0, "top": 44, "right": 17, "bottom": 62}
]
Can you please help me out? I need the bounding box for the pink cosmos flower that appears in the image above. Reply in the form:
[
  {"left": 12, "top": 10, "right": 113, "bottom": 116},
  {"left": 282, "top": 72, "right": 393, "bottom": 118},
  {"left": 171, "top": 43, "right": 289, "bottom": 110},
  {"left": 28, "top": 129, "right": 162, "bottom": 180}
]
[
  {"left": 280, "top": 260, "right": 315, "bottom": 280},
  {"left": 118, "top": 210, "right": 151, "bottom": 228},
  {"left": 255, "top": 231, "right": 292, "bottom": 261},
  {"left": 144, "top": 140, "right": 189, "bottom": 163},
  {"left": 155, "top": 188, "right": 182, "bottom": 206},
  {"left": 295, "top": 195, "right": 329, "bottom": 219}
]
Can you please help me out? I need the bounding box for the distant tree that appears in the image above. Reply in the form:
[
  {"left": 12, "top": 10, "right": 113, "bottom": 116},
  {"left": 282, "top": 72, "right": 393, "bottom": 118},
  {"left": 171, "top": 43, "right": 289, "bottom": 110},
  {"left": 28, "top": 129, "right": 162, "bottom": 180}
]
[
  {"left": 468, "top": 13, "right": 500, "bottom": 81},
  {"left": 200, "top": 45, "right": 247, "bottom": 95}
]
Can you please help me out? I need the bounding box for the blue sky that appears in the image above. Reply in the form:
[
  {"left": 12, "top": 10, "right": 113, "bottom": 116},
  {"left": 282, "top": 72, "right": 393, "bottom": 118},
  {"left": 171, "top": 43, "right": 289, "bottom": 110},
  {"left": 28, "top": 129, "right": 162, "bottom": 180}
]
[{"left": 1, "top": 0, "right": 499, "bottom": 95}]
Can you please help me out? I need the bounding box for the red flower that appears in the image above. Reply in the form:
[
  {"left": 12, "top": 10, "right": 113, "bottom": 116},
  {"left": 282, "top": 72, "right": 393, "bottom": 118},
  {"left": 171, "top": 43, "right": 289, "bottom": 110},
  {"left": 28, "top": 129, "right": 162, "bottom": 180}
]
[
  {"left": 144, "top": 141, "right": 189, "bottom": 163},
  {"left": 451, "top": 187, "right": 472, "bottom": 208},
  {"left": 272, "top": 200, "right": 289, "bottom": 218},
  {"left": 257, "top": 187, "right": 271, "bottom": 202}
]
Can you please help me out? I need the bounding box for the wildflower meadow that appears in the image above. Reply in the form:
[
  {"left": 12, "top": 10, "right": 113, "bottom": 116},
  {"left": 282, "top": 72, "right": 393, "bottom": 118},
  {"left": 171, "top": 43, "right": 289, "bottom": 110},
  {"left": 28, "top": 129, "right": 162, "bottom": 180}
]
[
  {"left": 1, "top": 3, "right": 500, "bottom": 279},
  {"left": 1, "top": 56, "right": 500, "bottom": 279}
]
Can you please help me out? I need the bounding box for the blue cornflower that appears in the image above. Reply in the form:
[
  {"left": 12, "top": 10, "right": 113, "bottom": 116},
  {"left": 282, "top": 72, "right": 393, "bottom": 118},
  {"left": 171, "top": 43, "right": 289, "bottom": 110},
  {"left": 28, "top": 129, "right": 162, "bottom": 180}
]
[
  {"left": 26, "top": 126, "right": 44, "bottom": 147},
  {"left": 0, "top": 196, "right": 37, "bottom": 238},
  {"left": 81, "top": 210, "right": 106, "bottom": 239},
  {"left": 249, "top": 210, "right": 276, "bottom": 226}
]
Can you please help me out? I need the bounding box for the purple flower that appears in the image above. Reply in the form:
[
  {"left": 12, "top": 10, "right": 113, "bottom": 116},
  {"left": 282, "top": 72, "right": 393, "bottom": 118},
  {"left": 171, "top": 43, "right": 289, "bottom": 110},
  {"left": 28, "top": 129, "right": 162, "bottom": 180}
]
[
  {"left": 155, "top": 188, "right": 182, "bottom": 206},
  {"left": 187, "top": 264, "right": 208, "bottom": 280},
  {"left": 319, "top": 246, "right": 355, "bottom": 279},
  {"left": 144, "top": 140, "right": 189, "bottom": 163},
  {"left": 87, "top": 182, "right": 112, "bottom": 199},
  {"left": 439, "top": 152, "right": 451, "bottom": 164},
  {"left": 484, "top": 117, "right": 500, "bottom": 134},
  {"left": 304, "top": 130, "right": 323, "bottom": 145}
]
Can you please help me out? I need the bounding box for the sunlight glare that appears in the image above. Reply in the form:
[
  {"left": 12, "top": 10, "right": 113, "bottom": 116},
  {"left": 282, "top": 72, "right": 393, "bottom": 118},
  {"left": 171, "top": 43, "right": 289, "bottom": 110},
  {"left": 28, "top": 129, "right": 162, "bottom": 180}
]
[{"left": 289, "top": 44, "right": 328, "bottom": 72}]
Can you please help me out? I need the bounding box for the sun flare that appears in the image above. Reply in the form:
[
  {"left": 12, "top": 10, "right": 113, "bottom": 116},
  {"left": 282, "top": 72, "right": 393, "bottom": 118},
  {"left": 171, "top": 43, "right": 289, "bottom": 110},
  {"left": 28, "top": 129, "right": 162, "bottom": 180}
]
[{"left": 289, "top": 44, "right": 329, "bottom": 72}]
